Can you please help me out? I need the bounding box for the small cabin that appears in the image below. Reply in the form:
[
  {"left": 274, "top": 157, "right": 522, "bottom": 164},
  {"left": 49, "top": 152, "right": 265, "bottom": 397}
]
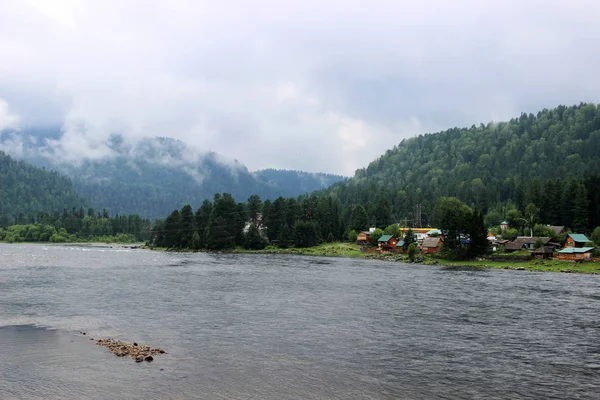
[
  {"left": 421, "top": 237, "right": 442, "bottom": 254},
  {"left": 377, "top": 235, "right": 398, "bottom": 251},
  {"left": 557, "top": 247, "right": 594, "bottom": 261},
  {"left": 563, "top": 233, "right": 591, "bottom": 249},
  {"left": 356, "top": 231, "right": 371, "bottom": 245},
  {"left": 531, "top": 246, "right": 555, "bottom": 259},
  {"left": 500, "top": 221, "right": 509, "bottom": 230},
  {"left": 504, "top": 237, "right": 551, "bottom": 252}
]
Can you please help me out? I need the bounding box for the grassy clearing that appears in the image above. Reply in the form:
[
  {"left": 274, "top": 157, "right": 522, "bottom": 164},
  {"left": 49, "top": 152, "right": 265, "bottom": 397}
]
[
  {"left": 235, "top": 242, "right": 367, "bottom": 258},
  {"left": 424, "top": 257, "right": 600, "bottom": 274}
]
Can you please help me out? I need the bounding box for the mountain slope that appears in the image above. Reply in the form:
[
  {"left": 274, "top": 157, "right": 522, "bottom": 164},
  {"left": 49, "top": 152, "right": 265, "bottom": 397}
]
[
  {"left": 0, "top": 151, "right": 86, "bottom": 226},
  {"left": 0, "top": 132, "right": 345, "bottom": 219},
  {"left": 326, "top": 103, "right": 600, "bottom": 226}
]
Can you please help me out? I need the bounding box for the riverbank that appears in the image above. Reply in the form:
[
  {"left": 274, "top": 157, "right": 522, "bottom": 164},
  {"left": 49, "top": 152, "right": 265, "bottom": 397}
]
[{"left": 147, "top": 242, "right": 600, "bottom": 275}]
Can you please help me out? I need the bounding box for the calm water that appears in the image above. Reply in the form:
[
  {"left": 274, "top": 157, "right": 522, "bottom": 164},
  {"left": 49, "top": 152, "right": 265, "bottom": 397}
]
[{"left": 1, "top": 244, "right": 600, "bottom": 399}]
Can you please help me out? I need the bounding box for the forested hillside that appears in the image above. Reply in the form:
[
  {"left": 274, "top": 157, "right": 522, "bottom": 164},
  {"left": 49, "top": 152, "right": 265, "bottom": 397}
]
[
  {"left": 0, "top": 133, "right": 345, "bottom": 220},
  {"left": 326, "top": 103, "right": 600, "bottom": 230},
  {"left": 253, "top": 169, "right": 346, "bottom": 198},
  {"left": 0, "top": 151, "right": 86, "bottom": 226}
]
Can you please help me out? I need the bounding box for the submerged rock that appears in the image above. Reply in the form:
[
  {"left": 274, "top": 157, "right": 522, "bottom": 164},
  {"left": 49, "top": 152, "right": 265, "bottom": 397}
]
[{"left": 93, "top": 337, "right": 167, "bottom": 362}]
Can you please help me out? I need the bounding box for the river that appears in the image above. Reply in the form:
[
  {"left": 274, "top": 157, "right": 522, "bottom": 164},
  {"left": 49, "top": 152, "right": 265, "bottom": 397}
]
[{"left": 1, "top": 243, "right": 599, "bottom": 399}]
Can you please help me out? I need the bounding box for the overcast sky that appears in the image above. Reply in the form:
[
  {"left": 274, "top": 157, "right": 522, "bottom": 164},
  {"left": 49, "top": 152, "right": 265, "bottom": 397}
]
[{"left": 1, "top": 0, "right": 599, "bottom": 175}]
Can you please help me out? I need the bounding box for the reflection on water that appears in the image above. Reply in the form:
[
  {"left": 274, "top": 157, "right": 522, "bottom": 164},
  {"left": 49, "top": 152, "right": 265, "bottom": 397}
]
[{"left": 1, "top": 243, "right": 600, "bottom": 399}]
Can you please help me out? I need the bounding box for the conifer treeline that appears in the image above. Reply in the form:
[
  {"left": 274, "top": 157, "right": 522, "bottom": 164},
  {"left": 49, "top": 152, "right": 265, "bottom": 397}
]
[
  {"left": 151, "top": 193, "right": 347, "bottom": 250},
  {"left": 152, "top": 175, "right": 600, "bottom": 251}
]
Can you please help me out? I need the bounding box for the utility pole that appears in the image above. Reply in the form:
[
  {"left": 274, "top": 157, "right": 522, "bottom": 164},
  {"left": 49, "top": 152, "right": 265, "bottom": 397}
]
[{"left": 414, "top": 202, "right": 422, "bottom": 228}]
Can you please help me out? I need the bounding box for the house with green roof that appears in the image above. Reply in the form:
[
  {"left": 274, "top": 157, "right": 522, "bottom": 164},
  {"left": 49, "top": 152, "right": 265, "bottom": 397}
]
[
  {"left": 557, "top": 246, "right": 594, "bottom": 261},
  {"left": 563, "top": 233, "right": 591, "bottom": 249},
  {"left": 377, "top": 235, "right": 399, "bottom": 251}
]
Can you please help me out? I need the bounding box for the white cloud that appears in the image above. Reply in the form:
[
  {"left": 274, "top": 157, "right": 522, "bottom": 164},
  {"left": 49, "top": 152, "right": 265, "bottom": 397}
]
[
  {"left": 0, "top": 98, "right": 20, "bottom": 131},
  {"left": 1, "top": 0, "right": 600, "bottom": 175}
]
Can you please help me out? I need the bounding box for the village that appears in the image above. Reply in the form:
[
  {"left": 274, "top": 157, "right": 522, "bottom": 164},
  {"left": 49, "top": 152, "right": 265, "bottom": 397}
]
[{"left": 355, "top": 225, "right": 598, "bottom": 262}]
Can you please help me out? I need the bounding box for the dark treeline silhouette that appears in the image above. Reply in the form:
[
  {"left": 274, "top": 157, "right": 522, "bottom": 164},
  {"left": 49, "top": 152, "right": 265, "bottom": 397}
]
[{"left": 151, "top": 193, "right": 348, "bottom": 250}]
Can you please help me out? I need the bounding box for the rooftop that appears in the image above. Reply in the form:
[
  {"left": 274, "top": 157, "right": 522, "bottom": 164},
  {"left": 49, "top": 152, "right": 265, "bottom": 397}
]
[
  {"left": 422, "top": 237, "right": 442, "bottom": 247},
  {"left": 558, "top": 247, "right": 594, "bottom": 254},
  {"left": 568, "top": 233, "right": 591, "bottom": 243},
  {"left": 378, "top": 235, "right": 394, "bottom": 242}
]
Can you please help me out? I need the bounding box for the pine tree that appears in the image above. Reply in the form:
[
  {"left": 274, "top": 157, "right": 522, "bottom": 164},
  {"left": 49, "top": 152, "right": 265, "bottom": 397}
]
[
  {"left": 247, "top": 195, "right": 262, "bottom": 225},
  {"left": 403, "top": 228, "right": 416, "bottom": 250},
  {"left": 205, "top": 193, "right": 238, "bottom": 250},
  {"left": 294, "top": 221, "right": 319, "bottom": 248},
  {"left": 374, "top": 198, "right": 392, "bottom": 227},
  {"left": 349, "top": 205, "right": 368, "bottom": 232},
  {"left": 179, "top": 204, "right": 194, "bottom": 248},
  {"left": 191, "top": 231, "right": 201, "bottom": 250},
  {"left": 561, "top": 179, "right": 579, "bottom": 228},
  {"left": 572, "top": 183, "right": 589, "bottom": 232},
  {"left": 245, "top": 223, "right": 267, "bottom": 250},
  {"left": 467, "top": 210, "right": 488, "bottom": 258},
  {"left": 278, "top": 223, "right": 291, "bottom": 248},
  {"left": 194, "top": 200, "right": 212, "bottom": 249},
  {"left": 206, "top": 216, "right": 233, "bottom": 249},
  {"left": 163, "top": 210, "right": 181, "bottom": 248}
]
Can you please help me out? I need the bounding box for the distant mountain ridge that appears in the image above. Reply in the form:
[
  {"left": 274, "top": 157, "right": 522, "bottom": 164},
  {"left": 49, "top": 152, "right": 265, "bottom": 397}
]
[
  {"left": 0, "top": 151, "right": 86, "bottom": 226},
  {"left": 0, "top": 129, "right": 345, "bottom": 219},
  {"left": 323, "top": 103, "right": 600, "bottom": 228}
]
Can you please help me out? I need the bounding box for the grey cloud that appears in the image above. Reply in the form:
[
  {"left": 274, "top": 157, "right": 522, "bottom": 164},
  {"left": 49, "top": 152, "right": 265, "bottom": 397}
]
[{"left": 1, "top": 0, "right": 599, "bottom": 175}]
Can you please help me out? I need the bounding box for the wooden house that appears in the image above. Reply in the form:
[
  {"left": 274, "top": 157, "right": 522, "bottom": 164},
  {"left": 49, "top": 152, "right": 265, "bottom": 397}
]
[
  {"left": 398, "top": 227, "right": 439, "bottom": 244},
  {"left": 549, "top": 226, "right": 566, "bottom": 236},
  {"left": 377, "top": 235, "right": 398, "bottom": 251},
  {"left": 563, "top": 233, "right": 591, "bottom": 248},
  {"left": 531, "top": 246, "right": 555, "bottom": 259},
  {"left": 421, "top": 237, "right": 442, "bottom": 254},
  {"left": 557, "top": 247, "right": 594, "bottom": 261},
  {"left": 500, "top": 221, "right": 509, "bottom": 230},
  {"left": 504, "top": 236, "right": 551, "bottom": 252},
  {"left": 356, "top": 231, "right": 371, "bottom": 245}
]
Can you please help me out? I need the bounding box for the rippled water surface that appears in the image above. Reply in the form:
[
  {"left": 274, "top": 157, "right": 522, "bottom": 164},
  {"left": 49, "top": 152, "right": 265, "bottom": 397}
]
[{"left": 1, "top": 243, "right": 600, "bottom": 399}]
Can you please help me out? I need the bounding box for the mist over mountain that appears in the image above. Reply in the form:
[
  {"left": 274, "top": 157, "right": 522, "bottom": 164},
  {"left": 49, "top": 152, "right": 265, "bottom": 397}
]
[
  {"left": 0, "top": 128, "right": 345, "bottom": 219},
  {"left": 0, "top": 151, "right": 86, "bottom": 226}
]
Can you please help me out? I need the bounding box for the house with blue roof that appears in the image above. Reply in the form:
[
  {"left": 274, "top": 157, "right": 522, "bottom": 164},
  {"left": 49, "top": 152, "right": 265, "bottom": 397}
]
[
  {"left": 377, "top": 235, "right": 399, "bottom": 252},
  {"left": 557, "top": 247, "right": 594, "bottom": 261},
  {"left": 558, "top": 233, "right": 594, "bottom": 261},
  {"left": 563, "top": 233, "right": 591, "bottom": 248}
]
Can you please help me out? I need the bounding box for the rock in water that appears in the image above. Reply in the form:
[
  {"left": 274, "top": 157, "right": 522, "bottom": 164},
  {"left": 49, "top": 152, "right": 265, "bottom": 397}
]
[{"left": 94, "top": 337, "right": 167, "bottom": 362}]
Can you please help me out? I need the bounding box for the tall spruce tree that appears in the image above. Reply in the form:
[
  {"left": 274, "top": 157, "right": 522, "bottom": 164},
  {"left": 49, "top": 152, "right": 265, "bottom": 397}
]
[
  {"left": 468, "top": 209, "right": 488, "bottom": 258},
  {"left": 403, "top": 228, "right": 416, "bottom": 250},
  {"left": 572, "top": 183, "right": 589, "bottom": 232},
  {"left": 349, "top": 205, "right": 369, "bottom": 232},
  {"left": 245, "top": 223, "right": 267, "bottom": 250},
  {"left": 434, "top": 197, "right": 472, "bottom": 260},
  {"left": 163, "top": 210, "right": 182, "bottom": 248},
  {"left": 179, "top": 204, "right": 194, "bottom": 248},
  {"left": 194, "top": 199, "right": 212, "bottom": 249}
]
